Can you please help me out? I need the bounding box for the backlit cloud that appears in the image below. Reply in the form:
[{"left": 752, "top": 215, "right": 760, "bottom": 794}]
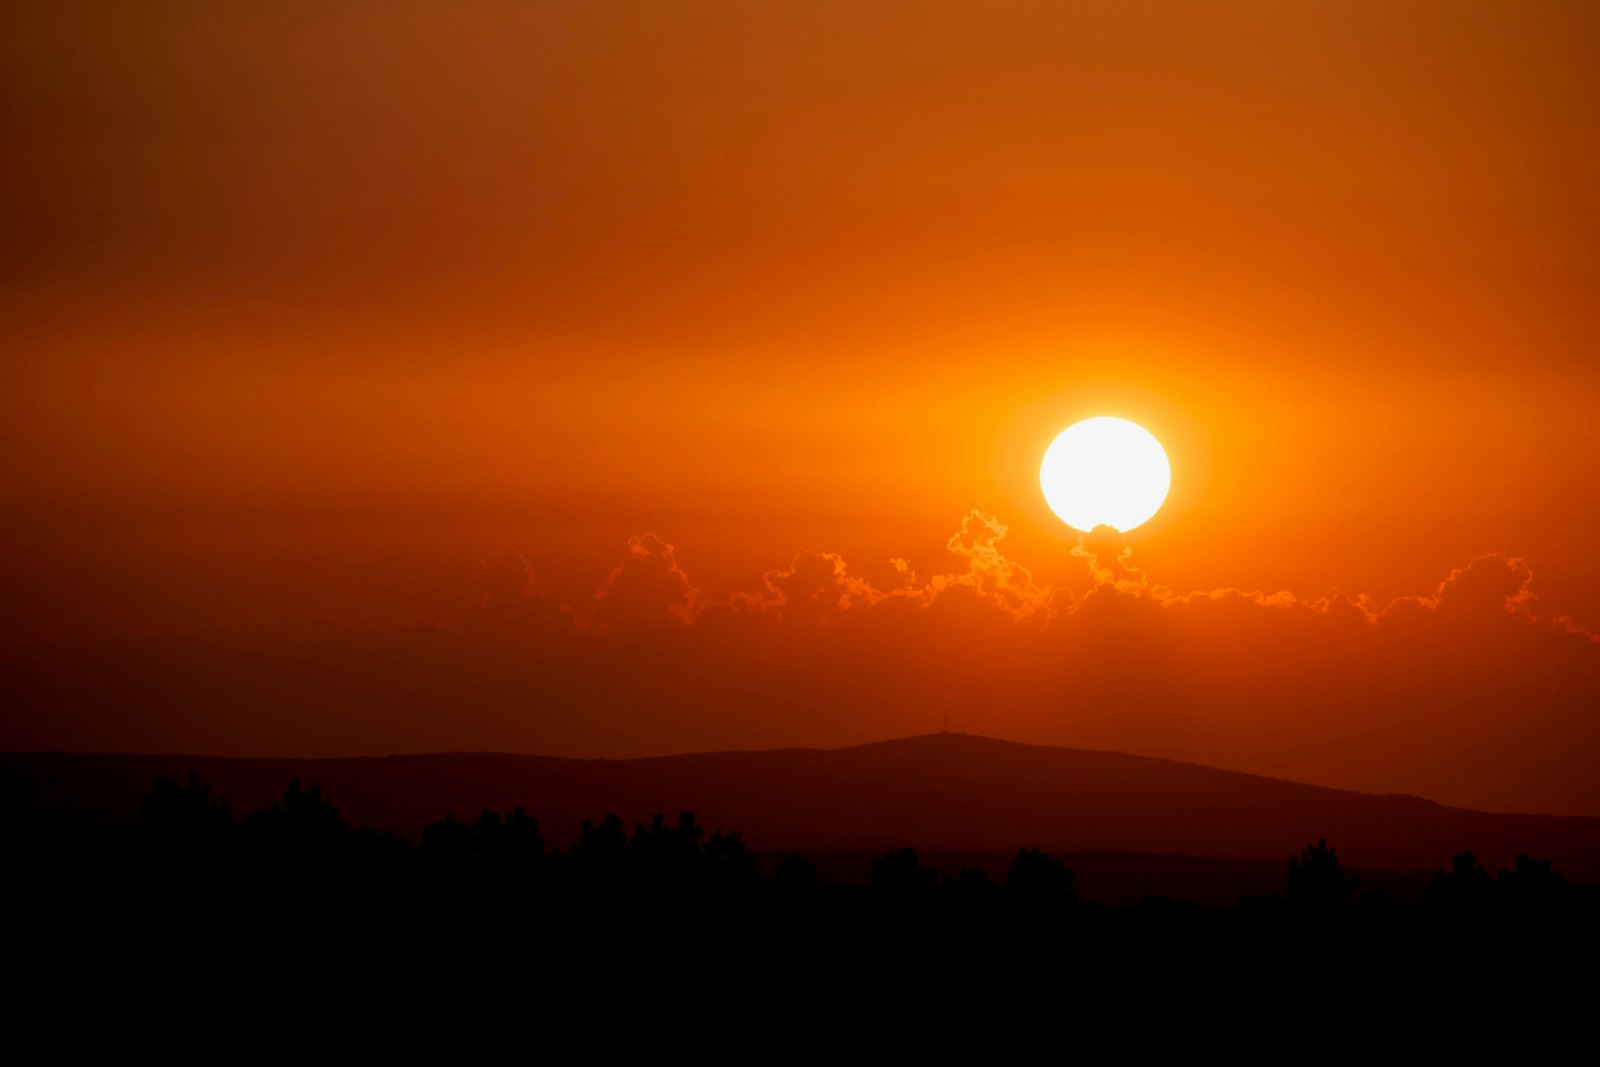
[
  {"left": 592, "top": 534, "right": 699, "bottom": 633},
  {"left": 925, "top": 511, "right": 1056, "bottom": 622},
  {"left": 6, "top": 513, "right": 1598, "bottom": 818}
]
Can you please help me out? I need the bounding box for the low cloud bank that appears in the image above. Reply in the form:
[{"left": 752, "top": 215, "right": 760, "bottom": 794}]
[{"left": 8, "top": 513, "right": 1598, "bottom": 817}]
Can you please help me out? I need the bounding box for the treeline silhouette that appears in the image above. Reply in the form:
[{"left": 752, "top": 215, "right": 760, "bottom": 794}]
[
  {"left": 120, "top": 774, "right": 1096, "bottom": 914},
  {"left": 8, "top": 772, "right": 1599, "bottom": 1010},
  {"left": 126, "top": 774, "right": 1590, "bottom": 905}
]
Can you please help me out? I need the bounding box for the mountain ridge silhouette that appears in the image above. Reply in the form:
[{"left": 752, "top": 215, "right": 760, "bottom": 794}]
[{"left": 6, "top": 732, "right": 1597, "bottom": 880}]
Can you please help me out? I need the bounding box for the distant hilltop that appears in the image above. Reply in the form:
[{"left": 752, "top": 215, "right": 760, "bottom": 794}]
[{"left": 5, "top": 732, "right": 1599, "bottom": 881}]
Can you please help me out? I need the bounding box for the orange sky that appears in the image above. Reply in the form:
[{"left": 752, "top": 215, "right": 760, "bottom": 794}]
[{"left": 4, "top": 2, "right": 1600, "bottom": 814}]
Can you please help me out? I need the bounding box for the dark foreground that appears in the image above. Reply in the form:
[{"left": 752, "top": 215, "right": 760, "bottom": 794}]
[{"left": 7, "top": 773, "right": 1597, "bottom": 1043}]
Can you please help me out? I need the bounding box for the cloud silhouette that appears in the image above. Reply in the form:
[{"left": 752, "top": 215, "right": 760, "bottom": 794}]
[
  {"left": 462, "top": 546, "right": 569, "bottom": 641},
  {"left": 592, "top": 534, "right": 699, "bottom": 633}
]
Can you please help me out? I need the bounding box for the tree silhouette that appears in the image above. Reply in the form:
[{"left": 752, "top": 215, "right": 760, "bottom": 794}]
[
  {"left": 135, "top": 773, "right": 240, "bottom": 903},
  {"left": 486, "top": 807, "right": 546, "bottom": 878},
  {"left": 1287, "top": 838, "right": 1358, "bottom": 912},
  {"left": 138, "top": 772, "right": 238, "bottom": 849},
  {"left": 1498, "top": 853, "right": 1565, "bottom": 913},
  {"left": 1006, "top": 847, "right": 1075, "bottom": 904},
  {"left": 775, "top": 852, "right": 818, "bottom": 890},
  {"left": 947, "top": 867, "right": 999, "bottom": 905},
  {"left": 243, "top": 778, "right": 347, "bottom": 867},
  {"left": 420, "top": 807, "right": 545, "bottom": 871},
  {"left": 703, "top": 827, "right": 757, "bottom": 886},
  {"left": 1432, "top": 850, "right": 1493, "bottom": 914},
  {"left": 419, "top": 812, "right": 476, "bottom": 865},
  {"left": 569, "top": 812, "right": 629, "bottom": 888},
  {"left": 27, "top": 767, "right": 1600, "bottom": 992},
  {"left": 871, "top": 848, "right": 939, "bottom": 901},
  {"left": 631, "top": 811, "right": 704, "bottom": 884}
]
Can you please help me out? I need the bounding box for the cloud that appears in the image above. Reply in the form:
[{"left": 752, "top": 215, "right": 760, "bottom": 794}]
[
  {"left": 462, "top": 547, "right": 570, "bottom": 641},
  {"left": 750, "top": 551, "right": 884, "bottom": 626},
  {"left": 15, "top": 512, "right": 1600, "bottom": 817},
  {"left": 475, "top": 546, "right": 535, "bottom": 603},
  {"left": 694, "top": 511, "right": 1054, "bottom": 631},
  {"left": 1426, "top": 554, "right": 1537, "bottom": 622},
  {"left": 592, "top": 534, "right": 699, "bottom": 633},
  {"left": 1070, "top": 524, "right": 1148, "bottom": 588},
  {"left": 1053, "top": 529, "right": 1546, "bottom": 633},
  {"left": 925, "top": 511, "right": 1056, "bottom": 621},
  {"left": 1555, "top": 615, "right": 1600, "bottom": 644},
  {"left": 887, "top": 558, "right": 918, "bottom": 589},
  {"left": 572, "top": 515, "right": 1583, "bottom": 661}
]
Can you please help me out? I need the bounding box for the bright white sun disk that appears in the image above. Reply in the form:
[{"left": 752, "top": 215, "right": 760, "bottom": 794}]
[{"left": 1040, "top": 417, "right": 1171, "bottom": 533}]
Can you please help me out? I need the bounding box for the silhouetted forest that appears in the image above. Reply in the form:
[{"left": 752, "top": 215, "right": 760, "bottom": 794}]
[{"left": 9, "top": 771, "right": 1598, "bottom": 990}]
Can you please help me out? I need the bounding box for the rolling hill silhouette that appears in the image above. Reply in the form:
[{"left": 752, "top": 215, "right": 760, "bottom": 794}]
[{"left": 6, "top": 733, "right": 1598, "bottom": 887}]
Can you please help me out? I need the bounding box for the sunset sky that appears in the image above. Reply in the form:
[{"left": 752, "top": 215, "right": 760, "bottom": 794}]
[{"left": 5, "top": 2, "right": 1600, "bottom": 816}]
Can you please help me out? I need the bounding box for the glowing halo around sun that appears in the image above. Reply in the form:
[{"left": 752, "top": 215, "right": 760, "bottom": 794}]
[{"left": 1040, "top": 417, "right": 1171, "bottom": 534}]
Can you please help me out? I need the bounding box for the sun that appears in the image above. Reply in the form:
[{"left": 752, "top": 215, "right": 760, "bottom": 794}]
[{"left": 1040, "top": 417, "right": 1171, "bottom": 533}]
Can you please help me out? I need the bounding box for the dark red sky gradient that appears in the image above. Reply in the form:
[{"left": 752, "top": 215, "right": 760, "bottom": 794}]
[{"left": 4, "top": 2, "right": 1600, "bottom": 814}]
